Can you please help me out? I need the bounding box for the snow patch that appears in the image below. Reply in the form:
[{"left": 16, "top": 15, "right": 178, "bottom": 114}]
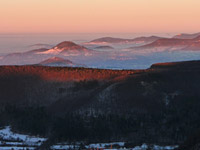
[
  {"left": 0, "top": 126, "right": 47, "bottom": 150},
  {"left": 36, "top": 47, "right": 62, "bottom": 54}
]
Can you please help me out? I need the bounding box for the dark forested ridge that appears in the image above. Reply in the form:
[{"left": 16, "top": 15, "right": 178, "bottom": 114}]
[
  {"left": 0, "top": 61, "right": 200, "bottom": 149},
  {"left": 0, "top": 65, "right": 137, "bottom": 81}
]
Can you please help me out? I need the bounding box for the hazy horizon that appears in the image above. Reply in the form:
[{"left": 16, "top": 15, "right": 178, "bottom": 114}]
[{"left": 1, "top": 0, "right": 200, "bottom": 33}]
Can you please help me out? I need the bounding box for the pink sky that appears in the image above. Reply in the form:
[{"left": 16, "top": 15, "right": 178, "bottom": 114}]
[{"left": 0, "top": 0, "right": 200, "bottom": 33}]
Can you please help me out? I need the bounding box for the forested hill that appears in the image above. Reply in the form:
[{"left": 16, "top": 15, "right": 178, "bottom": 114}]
[
  {"left": 1, "top": 61, "right": 200, "bottom": 149},
  {"left": 0, "top": 65, "right": 138, "bottom": 81}
]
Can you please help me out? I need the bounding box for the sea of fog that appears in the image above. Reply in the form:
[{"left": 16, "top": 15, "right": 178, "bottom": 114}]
[
  {"left": 1, "top": 33, "right": 200, "bottom": 70},
  {"left": 0, "top": 33, "right": 173, "bottom": 53}
]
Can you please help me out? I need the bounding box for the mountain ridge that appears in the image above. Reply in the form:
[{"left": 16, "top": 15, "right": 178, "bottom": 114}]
[
  {"left": 85, "top": 36, "right": 163, "bottom": 45},
  {"left": 130, "top": 35, "right": 200, "bottom": 51},
  {"left": 173, "top": 32, "right": 200, "bottom": 39}
]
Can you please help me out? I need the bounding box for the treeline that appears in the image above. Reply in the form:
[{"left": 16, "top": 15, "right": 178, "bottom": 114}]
[{"left": 0, "top": 66, "right": 140, "bottom": 81}]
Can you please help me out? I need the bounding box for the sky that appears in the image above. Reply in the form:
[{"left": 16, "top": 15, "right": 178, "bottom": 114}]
[{"left": 0, "top": 0, "right": 200, "bottom": 34}]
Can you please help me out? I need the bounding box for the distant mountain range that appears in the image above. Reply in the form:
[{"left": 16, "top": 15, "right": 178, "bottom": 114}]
[
  {"left": 0, "top": 41, "right": 94, "bottom": 65},
  {"left": 129, "top": 35, "right": 200, "bottom": 51},
  {"left": 84, "top": 36, "right": 163, "bottom": 45},
  {"left": 88, "top": 32, "right": 200, "bottom": 45},
  {"left": 173, "top": 32, "right": 200, "bottom": 39},
  {"left": 1, "top": 32, "right": 200, "bottom": 67}
]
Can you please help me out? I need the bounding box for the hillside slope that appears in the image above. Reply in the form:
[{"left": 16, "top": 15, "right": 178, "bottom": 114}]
[
  {"left": 0, "top": 61, "right": 200, "bottom": 149},
  {"left": 38, "top": 57, "right": 86, "bottom": 67}
]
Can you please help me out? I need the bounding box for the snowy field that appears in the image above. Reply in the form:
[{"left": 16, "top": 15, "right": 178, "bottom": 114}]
[
  {"left": 0, "top": 126, "right": 46, "bottom": 150},
  {"left": 0, "top": 126, "right": 178, "bottom": 150},
  {"left": 51, "top": 142, "right": 178, "bottom": 150}
]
